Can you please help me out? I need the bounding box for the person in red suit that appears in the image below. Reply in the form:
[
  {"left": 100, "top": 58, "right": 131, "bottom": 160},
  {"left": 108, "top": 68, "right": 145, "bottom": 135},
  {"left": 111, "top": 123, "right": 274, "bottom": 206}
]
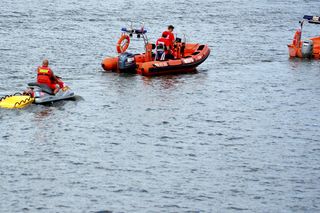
[
  {"left": 165, "top": 25, "right": 175, "bottom": 45},
  {"left": 162, "top": 25, "right": 175, "bottom": 51},
  {"left": 37, "top": 59, "right": 64, "bottom": 94}
]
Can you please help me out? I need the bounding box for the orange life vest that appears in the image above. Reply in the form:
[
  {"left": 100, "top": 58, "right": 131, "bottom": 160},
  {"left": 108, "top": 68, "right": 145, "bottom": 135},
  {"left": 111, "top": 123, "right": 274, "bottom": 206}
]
[{"left": 37, "top": 66, "right": 53, "bottom": 84}]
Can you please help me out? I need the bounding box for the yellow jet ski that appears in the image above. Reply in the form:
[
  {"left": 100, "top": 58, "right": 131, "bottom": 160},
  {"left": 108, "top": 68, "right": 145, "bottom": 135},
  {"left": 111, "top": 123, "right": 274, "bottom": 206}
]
[{"left": 0, "top": 93, "right": 34, "bottom": 109}]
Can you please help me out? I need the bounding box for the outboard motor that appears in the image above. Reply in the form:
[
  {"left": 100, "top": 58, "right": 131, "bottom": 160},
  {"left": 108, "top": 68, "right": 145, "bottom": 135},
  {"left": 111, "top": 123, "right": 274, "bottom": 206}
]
[
  {"left": 301, "top": 40, "right": 313, "bottom": 58},
  {"left": 118, "top": 52, "right": 136, "bottom": 73},
  {"left": 155, "top": 44, "right": 166, "bottom": 61}
]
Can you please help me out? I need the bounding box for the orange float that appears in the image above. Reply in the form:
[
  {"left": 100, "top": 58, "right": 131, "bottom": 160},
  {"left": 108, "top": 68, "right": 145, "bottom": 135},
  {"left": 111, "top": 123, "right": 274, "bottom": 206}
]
[
  {"left": 102, "top": 57, "right": 118, "bottom": 71},
  {"left": 288, "top": 15, "right": 320, "bottom": 59},
  {"left": 102, "top": 26, "right": 210, "bottom": 76}
]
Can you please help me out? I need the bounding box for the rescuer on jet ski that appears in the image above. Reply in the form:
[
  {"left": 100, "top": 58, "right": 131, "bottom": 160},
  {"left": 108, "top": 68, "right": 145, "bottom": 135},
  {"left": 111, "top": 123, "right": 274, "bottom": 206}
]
[{"left": 37, "top": 59, "right": 64, "bottom": 94}]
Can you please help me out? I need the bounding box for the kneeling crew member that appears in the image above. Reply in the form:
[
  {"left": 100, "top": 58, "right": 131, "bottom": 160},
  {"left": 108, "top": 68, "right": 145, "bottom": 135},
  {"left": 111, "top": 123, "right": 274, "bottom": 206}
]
[{"left": 156, "top": 32, "right": 174, "bottom": 60}]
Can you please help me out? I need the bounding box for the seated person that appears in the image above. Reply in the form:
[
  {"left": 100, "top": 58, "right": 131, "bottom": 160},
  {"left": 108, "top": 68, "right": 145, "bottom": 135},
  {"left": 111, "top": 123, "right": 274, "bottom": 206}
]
[
  {"left": 37, "top": 59, "right": 64, "bottom": 94},
  {"left": 155, "top": 32, "right": 174, "bottom": 61}
]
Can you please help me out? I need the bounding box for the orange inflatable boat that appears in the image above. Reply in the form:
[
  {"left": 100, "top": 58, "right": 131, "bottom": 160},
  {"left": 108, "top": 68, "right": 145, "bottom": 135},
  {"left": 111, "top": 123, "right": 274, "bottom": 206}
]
[
  {"left": 102, "top": 26, "right": 210, "bottom": 76},
  {"left": 288, "top": 15, "right": 320, "bottom": 59}
]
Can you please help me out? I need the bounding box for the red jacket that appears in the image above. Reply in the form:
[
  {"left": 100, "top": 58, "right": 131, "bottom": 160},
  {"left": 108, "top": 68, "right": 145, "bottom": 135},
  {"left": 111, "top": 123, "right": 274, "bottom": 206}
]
[
  {"left": 163, "top": 31, "right": 175, "bottom": 51},
  {"left": 164, "top": 31, "right": 175, "bottom": 44}
]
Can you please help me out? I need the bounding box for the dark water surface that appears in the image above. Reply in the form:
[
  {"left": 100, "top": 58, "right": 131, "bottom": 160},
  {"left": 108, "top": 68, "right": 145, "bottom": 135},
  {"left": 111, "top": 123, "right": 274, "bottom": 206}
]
[{"left": 1, "top": 0, "right": 320, "bottom": 212}]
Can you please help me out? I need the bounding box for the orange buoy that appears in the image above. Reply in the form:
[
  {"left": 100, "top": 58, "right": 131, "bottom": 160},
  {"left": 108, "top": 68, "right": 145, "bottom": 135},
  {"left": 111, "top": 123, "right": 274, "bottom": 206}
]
[
  {"left": 102, "top": 57, "right": 118, "bottom": 71},
  {"left": 116, "top": 34, "right": 130, "bottom": 53}
]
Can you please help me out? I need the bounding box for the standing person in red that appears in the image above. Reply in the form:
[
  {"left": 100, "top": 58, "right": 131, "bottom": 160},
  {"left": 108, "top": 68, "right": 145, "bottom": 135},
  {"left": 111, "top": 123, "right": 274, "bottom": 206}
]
[
  {"left": 37, "top": 59, "right": 64, "bottom": 94},
  {"left": 156, "top": 32, "right": 174, "bottom": 60},
  {"left": 163, "top": 25, "right": 175, "bottom": 52},
  {"left": 164, "top": 25, "right": 175, "bottom": 45}
]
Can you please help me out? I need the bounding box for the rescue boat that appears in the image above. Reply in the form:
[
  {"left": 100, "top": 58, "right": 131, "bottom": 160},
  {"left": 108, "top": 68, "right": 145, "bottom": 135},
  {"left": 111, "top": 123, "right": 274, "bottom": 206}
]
[
  {"left": 102, "top": 26, "right": 210, "bottom": 76},
  {"left": 288, "top": 15, "right": 320, "bottom": 59}
]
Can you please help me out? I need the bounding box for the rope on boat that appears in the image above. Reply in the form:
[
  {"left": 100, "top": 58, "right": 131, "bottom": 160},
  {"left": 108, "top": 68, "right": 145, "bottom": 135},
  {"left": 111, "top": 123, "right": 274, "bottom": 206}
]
[
  {"left": 0, "top": 92, "right": 24, "bottom": 102},
  {"left": 0, "top": 95, "right": 12, "bottom": 102},
  {"left": 13, "top": 96, "right": 33, "bottom": 108}
]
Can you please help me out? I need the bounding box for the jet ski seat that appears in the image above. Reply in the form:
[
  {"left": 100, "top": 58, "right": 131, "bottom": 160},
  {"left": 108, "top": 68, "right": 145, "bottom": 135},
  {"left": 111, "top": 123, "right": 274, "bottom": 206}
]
[{"left": 27, "top": 83, "right": 54, "bottom": 95}]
